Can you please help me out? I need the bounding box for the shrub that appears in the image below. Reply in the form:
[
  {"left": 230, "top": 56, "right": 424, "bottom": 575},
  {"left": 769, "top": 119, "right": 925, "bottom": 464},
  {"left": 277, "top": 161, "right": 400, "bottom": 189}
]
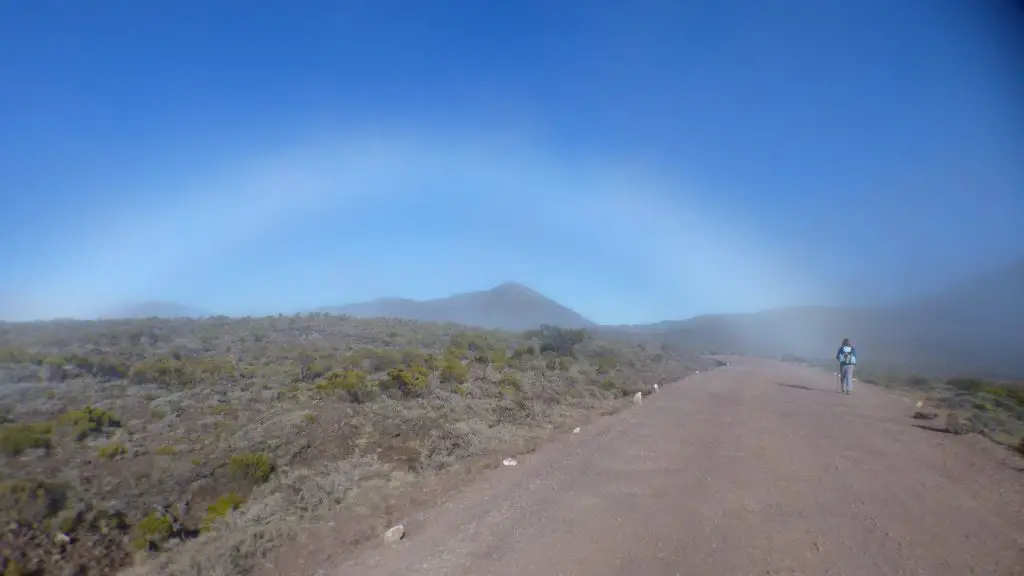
[
  {"left": 946, "top": 377, "right": 988, "bottom": 394},
  {"left": 38, "top": 356, "right": 66, "bottom": 382},
  {"left": 315, "top": 369, "right": 375, "bottom": 402},
  {"left": 499, "top": 372, "right": 522, "bottom": 391},
  {"left": 489, "top": 348, "right": 508, "bottom": 369},
  {"left": 96, "top": 443, "right": 127, "bottom": 459},
  {"left": 384, "top": 365, "right": 430, "bottom": 397},
  {"left": 525, "top": 325, "right": 589, "bottom": 357},
  {"left": 596, "top": 355, "right": 617, "bottom": 375},
  {"left": 228, "top": 452, "right": 274, "bottom": 484},
  {"left": 980, "top": 385, "right": 1024, "bottom": 407},
  {"left": 0, "top": 422, "right": 53, "bottom": 456},
  {"left": 296, "top": 350, "right": 332, "bottom": 382},
  {"left": 59, "top": 406, "right": 120, "bottom": 441},
  {"left": 0, "top": 478, "right": 67, "bottom": 523},
  {"left": 132, "top": 511, "right": 174, "bottom": 551},
  {"left": 439, "top": 356, "right": 469, "bottom": 384},
  {"left": 546, "top": 356, "right": 574, "bottom": 372},
  {"left": 95, "top": 358, "right": 131, "bottom": 380},
  {"left": 131, "top": 355, "right": 237, "bottom": 388},
  {"left": 0, "top": 347, "right": 37, "bottom": 365},
  {"left": 201, "top": 492, "right": 245, "bottom": 532},
  {"left": 130, "top": 356, "right": 192, "bottom": 388},
  {"left": 511, "top": 345, "right": 536, "bottom": 359}
]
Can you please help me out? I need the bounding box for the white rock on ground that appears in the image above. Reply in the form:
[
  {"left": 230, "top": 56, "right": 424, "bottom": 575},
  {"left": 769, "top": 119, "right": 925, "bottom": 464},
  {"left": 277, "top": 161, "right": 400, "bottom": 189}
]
[
  {"left": 572, "top": 427, "right": 581, "bottom": 434},
  {"left": 652, "top": 384, "right": 659, "bottom": 393},
  {"left": 383, "top": 524, "right": 405, "bottom": 544},
  {"left": 632, "top": 392, "right": 643, "bottom": 406},
  {"left": 503, "top": 457, "right": 518, "bottom": 466}
]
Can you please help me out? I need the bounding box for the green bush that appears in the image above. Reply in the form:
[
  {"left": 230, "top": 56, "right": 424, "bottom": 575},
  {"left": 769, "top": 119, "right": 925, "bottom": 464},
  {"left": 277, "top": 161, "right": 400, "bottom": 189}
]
[
  {"left": 0, "top": 422, "right": 53, "bottom": 456},
  {"left": 97, "top": 443, "right": 127, "bottom": 459},
  {"left": 228, "top": 452, "right": 274, "bottom": 484},
  {"left": 384, "top": 365, "right": 430, "bottom": 397},
  {"left": 132, "top": 511, "right": 173, "bottom": 551},
  {"left": 201, "top": 492, "right": 245, "bottom": 532},
  {"left": 315, "top": 369, "right": 376, "bottom": 403},
  {"left": 596, "top": 355, "right": 617, "bottom": 375},
  {"left": 979, "top": 385, "right": 1024, "bottom": 407},
  {"left": 0, "top": 347, "right": 34, "bottom": 364},
  {"left": 525, "top": 325, "right": 590, "bottom": 357},
  {"left": 439, "top": 356, "right": 469, "bottom": 384},
  {"left": 58, "top": 406, "right": 120, "bottom": 441},
  {"left": 499, "top": 372, "right": 522, "bottom": 391}
]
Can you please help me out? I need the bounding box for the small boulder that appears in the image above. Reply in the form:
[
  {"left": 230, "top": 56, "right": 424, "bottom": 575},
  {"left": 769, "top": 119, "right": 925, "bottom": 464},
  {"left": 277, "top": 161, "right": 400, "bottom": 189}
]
[
  {"left": 632, "top": 392, "right": 643, "bottom": 406},
  {"left": 651, "top": 384, "right": 659, "bottom": 393},
  {"left": 383, "top": 524, "right": 405, "bottom": 544}
]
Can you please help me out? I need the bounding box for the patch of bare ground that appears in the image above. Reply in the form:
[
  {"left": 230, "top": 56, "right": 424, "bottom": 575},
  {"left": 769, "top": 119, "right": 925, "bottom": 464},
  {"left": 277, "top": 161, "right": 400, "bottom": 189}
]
[{"left": 0, "top": 317, "right": 712, "bottom": 575}]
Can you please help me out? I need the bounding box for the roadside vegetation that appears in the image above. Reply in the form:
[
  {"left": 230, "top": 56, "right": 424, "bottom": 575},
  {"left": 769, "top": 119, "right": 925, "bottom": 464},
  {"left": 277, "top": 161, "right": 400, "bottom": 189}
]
[{"left": 0, "top": 315, "right": 711, "bottom": 575}]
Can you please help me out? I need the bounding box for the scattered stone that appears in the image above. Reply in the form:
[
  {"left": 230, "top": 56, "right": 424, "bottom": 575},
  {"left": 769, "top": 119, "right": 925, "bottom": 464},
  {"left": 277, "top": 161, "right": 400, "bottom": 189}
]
[
  {"left": 572, "top": 427, "right": 581, "bottom": 434},
  {"left": 652, "top": 384, "right": 659, "bottom": 393},
  {"left": 912, "top": 411, "right": 939, "bottom": 420},
  {"left": 632, "top": 392, "right": 643, "bottom": 406},
  {"left": 54, "top": 532, "right": 72, "bottom": 545},
  {"left": 502, "top": 457, "right": 518, "bottom": 466},
  {"left": 915, "top": 400, "right": 924, "bottom": 408},
  {"left": 383, "top": 524, "right": 405, "bottom": 544}
]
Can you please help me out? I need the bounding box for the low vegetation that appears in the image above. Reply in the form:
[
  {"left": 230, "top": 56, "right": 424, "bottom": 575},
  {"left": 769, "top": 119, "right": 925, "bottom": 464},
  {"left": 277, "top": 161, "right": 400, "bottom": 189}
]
[
  {"left": 855, "top": 369, "right": 1024, "bottom": 446},
  {"left": 0, "top": 314, "right": 710, "bottom": 575}
]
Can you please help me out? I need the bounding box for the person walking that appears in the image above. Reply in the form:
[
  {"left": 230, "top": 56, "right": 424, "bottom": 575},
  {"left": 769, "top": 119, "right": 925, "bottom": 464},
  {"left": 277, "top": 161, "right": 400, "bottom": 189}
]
[{"left": 836, "top": 338, "right": 857, "bottom": 394}]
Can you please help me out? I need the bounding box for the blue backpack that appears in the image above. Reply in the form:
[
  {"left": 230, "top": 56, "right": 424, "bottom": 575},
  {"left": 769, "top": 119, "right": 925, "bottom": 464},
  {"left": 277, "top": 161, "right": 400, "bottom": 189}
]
[{"left": 838, "top": 346, "right": 855, "bottom": 365}]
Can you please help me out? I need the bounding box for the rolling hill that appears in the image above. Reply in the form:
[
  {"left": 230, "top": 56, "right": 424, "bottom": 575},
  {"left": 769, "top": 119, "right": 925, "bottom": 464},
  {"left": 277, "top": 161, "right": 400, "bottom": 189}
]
[{"left": 631, "top": 258, "right": 1024, "bottom": 379}]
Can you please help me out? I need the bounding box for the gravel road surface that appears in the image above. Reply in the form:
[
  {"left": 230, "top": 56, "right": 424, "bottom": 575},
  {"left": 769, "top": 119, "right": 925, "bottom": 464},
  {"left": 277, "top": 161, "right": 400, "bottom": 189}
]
[{"left": 302, "top": 358, "right": 1024, "bottom": 576}]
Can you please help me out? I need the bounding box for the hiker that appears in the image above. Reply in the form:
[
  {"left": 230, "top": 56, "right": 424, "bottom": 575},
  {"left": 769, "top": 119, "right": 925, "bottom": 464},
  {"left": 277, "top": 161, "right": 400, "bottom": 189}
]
[{"left": 835, "top": 338, "right": 857, "bottom": 394}]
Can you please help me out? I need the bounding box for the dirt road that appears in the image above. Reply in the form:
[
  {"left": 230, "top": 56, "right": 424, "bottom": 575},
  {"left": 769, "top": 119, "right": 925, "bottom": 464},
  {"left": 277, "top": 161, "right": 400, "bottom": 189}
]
[{"left": 320, "top": 358, "right": 1024, "bottom": 576}]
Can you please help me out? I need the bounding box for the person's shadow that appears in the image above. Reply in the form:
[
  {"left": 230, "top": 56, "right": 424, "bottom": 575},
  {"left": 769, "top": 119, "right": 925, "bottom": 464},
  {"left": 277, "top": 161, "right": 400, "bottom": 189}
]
[{"left": 775, "top": 382, "right": 829, "bottom": 392}]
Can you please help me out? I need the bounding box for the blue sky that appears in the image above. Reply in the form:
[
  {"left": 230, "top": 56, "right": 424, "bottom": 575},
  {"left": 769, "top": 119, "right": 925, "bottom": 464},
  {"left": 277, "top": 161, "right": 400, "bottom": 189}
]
[{"left": 1, "top": 0, "right": 1022, "bottom": 323}]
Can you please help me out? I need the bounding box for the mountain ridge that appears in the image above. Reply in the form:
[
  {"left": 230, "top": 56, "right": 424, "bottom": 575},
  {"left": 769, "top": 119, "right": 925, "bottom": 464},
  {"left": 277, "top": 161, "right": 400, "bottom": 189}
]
[{"left": 35, "top": 257, "right": 1024, "bottom": 378}]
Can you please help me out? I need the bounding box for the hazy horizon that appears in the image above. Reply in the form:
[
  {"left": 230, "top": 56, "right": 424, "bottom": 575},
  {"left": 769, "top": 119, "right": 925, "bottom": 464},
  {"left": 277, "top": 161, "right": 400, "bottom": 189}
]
[{"left": 2, "top": 1, "right": 1022, "bottom": 324}]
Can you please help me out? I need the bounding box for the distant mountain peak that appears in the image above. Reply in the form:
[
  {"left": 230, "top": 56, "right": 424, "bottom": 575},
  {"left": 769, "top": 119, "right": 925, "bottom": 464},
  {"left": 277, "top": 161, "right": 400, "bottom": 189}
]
[
  {"left": 316, "top": 281, "right": 594, "bottom": 331},
  {"left": 487, "top": 281, "right": 544, "bottom": 297}
]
